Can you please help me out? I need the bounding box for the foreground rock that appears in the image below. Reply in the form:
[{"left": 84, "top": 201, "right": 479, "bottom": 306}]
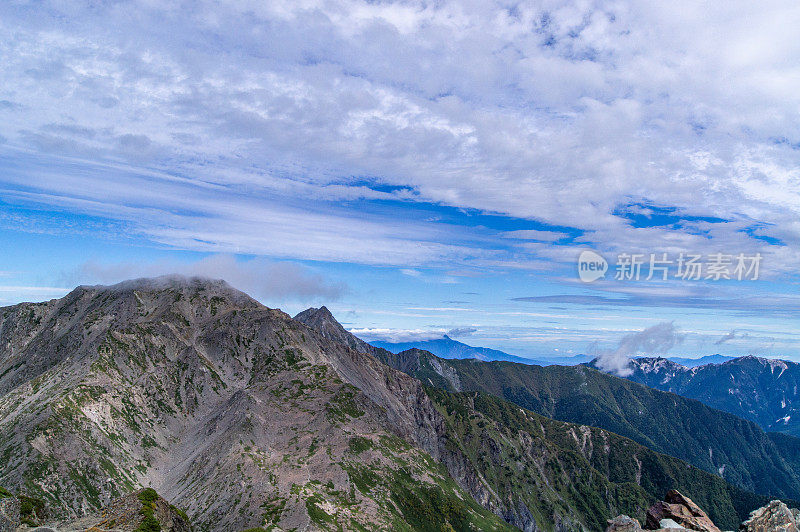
[
  {"left": 59, "top": 488, "right": 191, "bottom": 531},
  {"left": 645, "top": 490, "right": 721, "bottom": 532},
  {"left": 740, "top": 500, "right": 799, "bottom": 532},
  {"left": 607, "top": 494, "right": 800, "bottom": 532},
  {"left": 606, "top": 515, "right": 643, "bottom": 531}
]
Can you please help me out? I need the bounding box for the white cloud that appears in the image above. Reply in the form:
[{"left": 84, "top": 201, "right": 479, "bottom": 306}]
[
  {"left": 63, "top": 254, "right": 347, "bottom": 303},
  {"left": 502, "top": 230, "right": 569, "bottom": 242},
  {"left": 715, "top": 330, "right": 738, "bottom": 345},
  {"left": 595, "top": 322, "right": 683, "bottom": 376},
  {"left": 1, "top": 0, "right": 800, "bottom": 275},
  {"left": 349, "top": 328, "right": 446, "bottom": 343}
]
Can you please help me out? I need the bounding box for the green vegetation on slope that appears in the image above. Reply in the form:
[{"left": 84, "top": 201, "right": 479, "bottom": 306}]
[
  {"left": 136, "top": 488, "right": 162, "bottom": 532},
  {"left": 425, "top": 386, "right": 785, "bottom": 530},
  {"left": 289, "top": 433, "right": 514, "bottom": 532},
  {"left": 378, "top": 350, "right": 800, "bottom": 501}
]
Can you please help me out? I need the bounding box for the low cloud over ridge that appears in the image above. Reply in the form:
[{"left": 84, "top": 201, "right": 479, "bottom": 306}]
[
  {"left": 65, "top": 255, "right": 347, "bottom": 303},
  {"left": 595, "top": 322, "right": 683, "bottom": 376}
]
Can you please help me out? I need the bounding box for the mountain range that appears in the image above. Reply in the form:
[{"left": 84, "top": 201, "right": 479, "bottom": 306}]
[
  {"left": 294, "top": 308, "right": 800, "bottom": 503},
  {"left": 621, "top": 356, "right": 800, "bottom": 437},
  {"left": 665, "top": 355, "right": 736, "bottom": 367},
  {"left": 370, "top": 335, "right": 540, "bottom": 364},
  {"left": 298, "top": 308, "right": 800, "bottom": 500},
  {"left": 364, "top": 349, "right": 800, "bottom": 500},
  {"left": 369, "top": 334, "right": 736, "bottom": 368},
  {"left": 0, "top": 280, "right": 793, "bottom": 531}
]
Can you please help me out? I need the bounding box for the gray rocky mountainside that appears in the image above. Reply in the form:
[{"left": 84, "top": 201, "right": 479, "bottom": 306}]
[
  {"left": 0, "top": 278, "right": 785, "bottom": 531},
  {"left": 0, "top": 278, "right": 512, "bottom": 531}
]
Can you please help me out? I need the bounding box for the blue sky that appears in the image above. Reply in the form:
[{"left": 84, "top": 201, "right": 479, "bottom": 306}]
[{"left": 1, "top": 0, "right": 800, "bottom": 361}]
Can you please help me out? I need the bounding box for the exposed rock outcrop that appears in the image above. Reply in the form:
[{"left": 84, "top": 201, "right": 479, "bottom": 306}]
[
  {"left": 606, "top": 515, "right": 642, "bottom": 531},
  {"left": 740, "top": 500, "right": 799, "bottom": 532},
  {"left": 645, "top": 490, "right": 721, "bottom": 532},
  {"left": 60, "top": 488, "right": 192, "bottom": 531},
  {"left": 0, "top": 488, "right": 45, "bottom": 531},
  {"left": 608, "top": 495, "right": 800, "bottom": 532}
]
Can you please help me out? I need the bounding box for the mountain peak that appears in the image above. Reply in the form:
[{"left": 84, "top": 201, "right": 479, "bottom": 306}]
[
  {"left": 293, "top": 305, "right": 377, "bottom": 355},
  {"left": 79, "top": 275, "right": 234, "bottom": 293},
  {"left": 302, "top": 305, "right": 335, "bottom": 319},
  {"left": 293, "top": 305, "right": 337, "bottom": 325},
  {"left": 64, "top": 275, "right": 263, "bottom": 309}
]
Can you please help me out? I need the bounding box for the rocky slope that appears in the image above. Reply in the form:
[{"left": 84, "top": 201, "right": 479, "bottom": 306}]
[
  {"left": 0, "top": 278, "right": 512, "bottom": 531},
  {"left": 620, "top": 356, "right": 800, "bottom": 437}
]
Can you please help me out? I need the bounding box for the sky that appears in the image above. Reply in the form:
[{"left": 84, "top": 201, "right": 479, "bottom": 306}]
[{"left": 1, "top": 0, "right": 799, "bottom": 361}]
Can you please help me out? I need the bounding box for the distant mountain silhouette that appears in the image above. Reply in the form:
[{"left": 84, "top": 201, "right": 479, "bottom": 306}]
[{"left": 369, "top": 334, "right": 542, "bottom": 363}]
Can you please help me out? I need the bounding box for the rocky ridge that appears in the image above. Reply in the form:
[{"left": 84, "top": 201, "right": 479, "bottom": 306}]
[
  {"left": 607, "top": 492, "right": 800, "bottom": 532},
  {"left": 0, "top": 278, "right": 512, "bottom": 531},
  {"left": 0, "top": 486, "right": 190, "bottom": 531}
]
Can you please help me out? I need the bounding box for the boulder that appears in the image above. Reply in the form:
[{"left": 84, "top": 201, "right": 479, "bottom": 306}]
[
  {"left": 606, "top": 515, "right": 643, "bottom": 532},
  {"left": 645, "top": 490, "right": 721, "bottom": 532},
  {"left": 740, "top": 500, "right": 798, "bottom": 532}
]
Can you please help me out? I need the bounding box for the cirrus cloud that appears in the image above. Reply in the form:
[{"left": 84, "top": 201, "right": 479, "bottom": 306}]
[{"left": 0, "top": 0, "right": 799, "bottom": 276}]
